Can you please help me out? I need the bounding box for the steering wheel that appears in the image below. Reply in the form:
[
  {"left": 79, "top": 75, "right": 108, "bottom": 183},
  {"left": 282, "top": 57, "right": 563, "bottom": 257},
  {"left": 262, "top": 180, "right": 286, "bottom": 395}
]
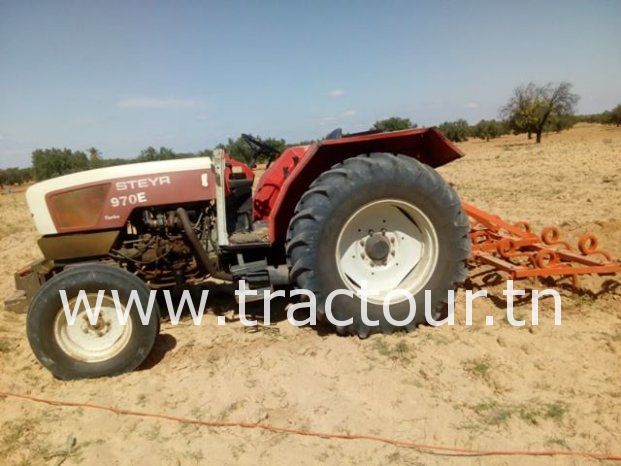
[{"left": 241, "top": 134, "right": 281, "bottom": 165}]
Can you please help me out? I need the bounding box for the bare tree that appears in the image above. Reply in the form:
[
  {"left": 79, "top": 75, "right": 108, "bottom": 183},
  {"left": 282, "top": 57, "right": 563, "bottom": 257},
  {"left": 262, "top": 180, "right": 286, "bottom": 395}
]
[{"left": 501, "top": 82, "right": 579, "bottom": 143}]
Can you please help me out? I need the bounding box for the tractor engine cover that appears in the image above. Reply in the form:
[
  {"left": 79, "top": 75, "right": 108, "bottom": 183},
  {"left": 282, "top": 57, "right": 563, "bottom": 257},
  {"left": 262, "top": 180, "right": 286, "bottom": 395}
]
[{"left": 26, "top": 158, "right": 217, "bottom": 235}]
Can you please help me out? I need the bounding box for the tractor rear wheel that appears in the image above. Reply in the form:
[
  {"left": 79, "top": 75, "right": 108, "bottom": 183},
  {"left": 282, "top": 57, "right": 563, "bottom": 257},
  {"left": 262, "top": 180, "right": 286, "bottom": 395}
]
[
  {"left": 286, "top": 153, "right": 470, "bottom": 337},
  {"left": 27, "top": 264, "right": 160, "bottom": 379}
]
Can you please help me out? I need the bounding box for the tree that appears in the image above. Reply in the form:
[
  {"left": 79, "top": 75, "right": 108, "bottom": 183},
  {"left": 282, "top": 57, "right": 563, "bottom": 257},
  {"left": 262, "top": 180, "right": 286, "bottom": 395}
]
[
  {"left": 87, "top": 147, "right": 101, "bottom": 163},
  {"left": 137, "top": 146, "right": 176, "bottom": 162},
  {"left": 94, "top": 157, "right": 132, "bottom": 168},
  {"left": 197, "top": 149, "right": 214, "bottom": 158},
  {"left": 18, "top": 167, "right": 32, "bottom": 184},
  {"left": 372, "top": 117, "right": 416, "bottom": 132},
  {"left": 262, "top": 137, "right": 287, "bottom": 157},
  {"left": 32, "top": 148, "right": 89, "bottom": 180},
  {"left": 501, "top": 83, "right": 539, "bottom": 140},
  {"left": 471, "top": 119, "right": 507, "bottom": 141},
  {"left": 217, "top": 138, "right": 252, "bottom": 164},
  {"left": 544, "top": 114, "right": 575, "bottom": 133},
  {"left": 86, "top": 147, "right": 106, "bottom": 168},
  {"left": 574, "top": 111, "right": 611, "bottom": 124},
  {"left": 438, "top": 119, "right": 470, "bottom": 142},
  {"left": 606, "top": 104, "right": 621, "bottom": 126},
  {"left": 0, "top": 167, "right": 32, "bottom": 188},
  {"left": 159, "top": 147, "right": 175, "bottom": 159},
  {"left": 218, "top": 135, "right": 286, "bottom": 164},
  {"left": 501, "top": 82, "right": 579, "bottom": 143},
  {"left": 138, "top": 146, "right": 158, "bottom": 161}
]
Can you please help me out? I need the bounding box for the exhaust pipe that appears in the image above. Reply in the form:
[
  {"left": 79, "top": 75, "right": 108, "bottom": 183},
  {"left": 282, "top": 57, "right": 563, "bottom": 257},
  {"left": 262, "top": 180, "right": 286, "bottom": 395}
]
[{"left": 176, "top": 207, "right": 217, "bottom": 276}]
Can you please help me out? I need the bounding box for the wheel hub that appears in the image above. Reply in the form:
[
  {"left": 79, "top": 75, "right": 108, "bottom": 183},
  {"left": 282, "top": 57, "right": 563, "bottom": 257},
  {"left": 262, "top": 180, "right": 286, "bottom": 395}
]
[
  {"left": 80, "top": 313, "right": 111, "bottom": 336},
  {"left": 336, "top": 199, "right": 439, "bottom": 304},
  {"left": 54, "top": 294, "right": 132, "bottom": 363},
  {"left": 364, "top": 233, "right": 391, "bottom": 262}
]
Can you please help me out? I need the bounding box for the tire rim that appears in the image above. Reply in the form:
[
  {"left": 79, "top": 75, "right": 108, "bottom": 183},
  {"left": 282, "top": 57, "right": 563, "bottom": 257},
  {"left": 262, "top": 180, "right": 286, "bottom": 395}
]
[
  {"left": 336, "top": 199, "right": 439, "bottom": 304},
  {"left": 53, "top": 294, "right": 132, "bottom": 363}
]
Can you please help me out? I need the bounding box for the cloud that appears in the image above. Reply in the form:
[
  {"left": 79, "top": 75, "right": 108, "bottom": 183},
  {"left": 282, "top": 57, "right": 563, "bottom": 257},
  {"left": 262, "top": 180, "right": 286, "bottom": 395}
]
[
  {"left": 319, "top": 110, "right": 356, "bottom": 126},
  {"left": 329, "top": 89, "right": 345, "bottom": 98},
  {"left": 319, "top": 116, "right": 338, "bottom": 126},
  {"left": 117, "top": 97, "right": 198, "bottom": 109},
  {"left": 321, "top": 116, "right": 337, "bottom": 122},
  {"left": 196, "top": 113, "right": 209, "bottom": 121},
  {"left": 466, "top": 102, "right": 478, "bottom": 109}
]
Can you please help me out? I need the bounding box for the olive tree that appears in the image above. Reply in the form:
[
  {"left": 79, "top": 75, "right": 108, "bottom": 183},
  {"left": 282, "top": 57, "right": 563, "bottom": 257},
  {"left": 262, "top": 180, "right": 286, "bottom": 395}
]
[
  {"left": 372, "top": 117, "right": 416, "bottom": 132},
  {"left": 32, "top": 148, "right": 89, "bottom": 180},
  {"left": 607, "top": 104, "right": 621, "bottom": 126},
  {"left": 501, "top": 82, "right": 579, "bottom": 143},
  {"left": 218, "top": 135, "right": 286, "bottom": 164},
  {"left": 438, "top": 119, "right": 470, "bottom": 142},
  {"left": 137, "top": 146, "right": 176, "bottom": 161},
  {"left": 471, "top": 119, "right": 507, "bottom": 141}
]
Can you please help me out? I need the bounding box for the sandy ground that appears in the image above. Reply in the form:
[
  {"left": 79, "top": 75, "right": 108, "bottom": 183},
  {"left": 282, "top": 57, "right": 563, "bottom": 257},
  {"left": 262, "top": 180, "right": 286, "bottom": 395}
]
[{"left": 0, "top": 123, "right": 620, "bottom": 465}]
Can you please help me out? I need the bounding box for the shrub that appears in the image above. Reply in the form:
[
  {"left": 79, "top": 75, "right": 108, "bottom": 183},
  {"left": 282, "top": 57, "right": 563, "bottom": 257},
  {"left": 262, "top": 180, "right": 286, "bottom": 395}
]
[{"left": 438, "top": 119, "right": 470, "bottom": 142}]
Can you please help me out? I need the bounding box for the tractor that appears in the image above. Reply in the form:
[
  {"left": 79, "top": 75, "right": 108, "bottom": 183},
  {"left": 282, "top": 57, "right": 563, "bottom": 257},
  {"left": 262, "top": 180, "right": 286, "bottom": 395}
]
[{"left": 10, "top": 128, "right": 481, "bottom": 378}]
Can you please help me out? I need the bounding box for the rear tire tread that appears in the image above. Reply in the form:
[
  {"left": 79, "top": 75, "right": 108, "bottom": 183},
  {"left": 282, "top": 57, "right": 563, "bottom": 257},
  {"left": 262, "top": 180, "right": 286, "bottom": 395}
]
[{"left": 286, "top": 153, "right": 470, "bottom": 336}]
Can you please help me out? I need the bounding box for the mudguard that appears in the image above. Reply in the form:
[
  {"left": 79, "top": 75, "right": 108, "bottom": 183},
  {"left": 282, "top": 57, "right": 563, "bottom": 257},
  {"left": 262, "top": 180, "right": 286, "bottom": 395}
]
[{"left": 253, "top": 127, "right": 464, "bottom": 244}]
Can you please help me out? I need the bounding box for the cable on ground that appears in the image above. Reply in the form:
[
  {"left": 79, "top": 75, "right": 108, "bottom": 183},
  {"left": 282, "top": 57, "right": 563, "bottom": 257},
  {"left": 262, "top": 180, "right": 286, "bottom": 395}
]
[{"left": 1, "top": 391, "right": 619, "bottom": 461}]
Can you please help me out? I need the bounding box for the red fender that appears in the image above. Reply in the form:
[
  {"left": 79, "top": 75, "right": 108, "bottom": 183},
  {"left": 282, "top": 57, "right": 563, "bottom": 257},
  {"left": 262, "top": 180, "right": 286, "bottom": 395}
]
[{"left": 253, "top": 127, "right": 464, "bottom": 245}]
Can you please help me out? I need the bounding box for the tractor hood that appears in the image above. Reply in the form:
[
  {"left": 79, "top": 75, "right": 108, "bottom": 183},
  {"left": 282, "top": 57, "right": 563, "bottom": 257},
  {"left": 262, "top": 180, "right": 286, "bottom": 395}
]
[{"left": 27, "top": 157, "right": 214, "bottom": 235}]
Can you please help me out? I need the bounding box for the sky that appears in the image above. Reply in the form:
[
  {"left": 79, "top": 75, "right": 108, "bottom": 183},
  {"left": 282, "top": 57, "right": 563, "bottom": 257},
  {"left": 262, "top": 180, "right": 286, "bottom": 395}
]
[{"left": 1, "top": 0, "right": 620, "bottom": 168}]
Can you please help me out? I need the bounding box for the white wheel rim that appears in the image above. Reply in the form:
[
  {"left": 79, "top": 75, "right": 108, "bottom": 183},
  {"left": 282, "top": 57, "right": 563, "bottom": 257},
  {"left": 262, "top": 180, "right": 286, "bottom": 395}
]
[
  {"left": 336, "top": 199, "right": 439, "bottom": 304},
  {"left": 53, "top": 294, "right": 132, "bottom": 363}
]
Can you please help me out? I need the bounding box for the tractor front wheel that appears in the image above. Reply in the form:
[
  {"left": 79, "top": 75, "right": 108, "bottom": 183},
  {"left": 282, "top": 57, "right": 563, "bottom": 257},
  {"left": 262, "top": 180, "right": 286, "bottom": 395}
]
[
  {"left": 286, "top": 153, "right": 470, "bottom": 337},
  {"left": 27, "top": 264, "right": 160, "bottom": 379}
]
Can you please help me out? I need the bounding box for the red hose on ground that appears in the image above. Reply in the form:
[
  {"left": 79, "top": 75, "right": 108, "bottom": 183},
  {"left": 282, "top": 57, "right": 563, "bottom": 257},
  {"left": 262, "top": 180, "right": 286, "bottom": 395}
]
[{"left": 1, "top": 391, "right": 619, "bottom": 461}]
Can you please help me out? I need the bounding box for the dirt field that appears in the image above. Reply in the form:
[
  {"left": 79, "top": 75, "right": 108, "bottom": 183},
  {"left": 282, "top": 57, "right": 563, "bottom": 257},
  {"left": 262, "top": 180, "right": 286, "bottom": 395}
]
[{"left": 0, "top": 123, "right": 620, "bottom": 465}]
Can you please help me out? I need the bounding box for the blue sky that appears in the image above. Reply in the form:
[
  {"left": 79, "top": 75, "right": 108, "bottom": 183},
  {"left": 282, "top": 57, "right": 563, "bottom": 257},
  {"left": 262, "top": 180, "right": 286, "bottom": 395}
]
[{"left": 1, "top": 0, "right": 620, "bottom": 167}]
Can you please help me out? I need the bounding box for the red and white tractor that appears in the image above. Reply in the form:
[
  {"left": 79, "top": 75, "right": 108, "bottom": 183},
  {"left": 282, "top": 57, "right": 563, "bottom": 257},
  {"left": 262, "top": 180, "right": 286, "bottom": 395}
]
[{"left": 16, "top": 129, "right": 471, "bottom": 378}]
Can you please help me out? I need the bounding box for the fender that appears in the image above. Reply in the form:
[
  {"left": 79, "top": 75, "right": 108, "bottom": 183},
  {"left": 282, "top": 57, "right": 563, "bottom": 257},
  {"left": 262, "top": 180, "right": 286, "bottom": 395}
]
[{"left": 253, "top": 127, "right": 464, "bottom": 245}]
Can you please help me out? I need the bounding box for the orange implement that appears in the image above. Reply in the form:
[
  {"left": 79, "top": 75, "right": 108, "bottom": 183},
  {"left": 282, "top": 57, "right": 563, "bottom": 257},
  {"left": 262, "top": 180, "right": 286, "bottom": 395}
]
[{"left": 463, "top": 202, "right": 621, "bottom": 285}]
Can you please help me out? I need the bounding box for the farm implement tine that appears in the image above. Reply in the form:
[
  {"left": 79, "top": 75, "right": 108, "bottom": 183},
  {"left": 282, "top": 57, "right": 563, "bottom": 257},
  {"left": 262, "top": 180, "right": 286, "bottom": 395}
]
[{"left": 462, "top": 202, "right": 621, "bottom": 286}]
